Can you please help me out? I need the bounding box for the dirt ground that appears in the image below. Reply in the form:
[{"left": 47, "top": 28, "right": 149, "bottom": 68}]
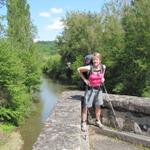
[{"left": 0, "top": 130, "right": 23, "bottom": 150}]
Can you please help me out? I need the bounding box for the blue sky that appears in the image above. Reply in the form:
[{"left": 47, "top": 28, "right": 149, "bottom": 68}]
[
  {"left": 1, "top": 0, "right": 106, "bottom": 41},
  {"left": 28, "top": 0, "right": 106, "bottom": 41}
]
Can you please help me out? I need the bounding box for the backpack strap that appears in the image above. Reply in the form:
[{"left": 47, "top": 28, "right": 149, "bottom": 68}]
[
  {"left": 101, "top": 64, "right": 104, "bottom": 73},
  {"left": 87, "top": 64, "right": 105, "bottom": 79},
  {"left": 86, "top": 64, "right": 92, "bottom": 79},
  {"left": 101, "top": 64, "right": 106, "bottom": 74}
]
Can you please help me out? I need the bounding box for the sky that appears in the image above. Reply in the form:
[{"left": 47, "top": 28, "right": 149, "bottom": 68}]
[
  {"left": 1, "top": 0, "right": 107, "bottom": 41},
  {"left": 28, "top": 0, "right": 107, "bottom": 41}
]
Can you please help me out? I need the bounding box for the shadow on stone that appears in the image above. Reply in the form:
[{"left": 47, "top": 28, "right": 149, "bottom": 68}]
[{"left": 68, "top": 95, "right": 83, "bottom": 101}]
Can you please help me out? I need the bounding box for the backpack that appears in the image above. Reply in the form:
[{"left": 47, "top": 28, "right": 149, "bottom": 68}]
[
  {"left": 84, "top": 54, "right": 93, "bottom": 66},
  {"left": 80, "top": 54, "right": 104, "bottom": 89},
  {"left": 83, "top": 54, "right": 93, "bottom": 79}
]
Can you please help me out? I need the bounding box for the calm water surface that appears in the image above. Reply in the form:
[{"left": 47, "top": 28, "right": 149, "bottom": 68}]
[{"left": 20, "top": 76, "right": 75, "bottom": 150}]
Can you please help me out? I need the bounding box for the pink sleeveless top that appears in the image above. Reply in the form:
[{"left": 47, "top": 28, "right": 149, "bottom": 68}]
[{"left": 88, "top": 68, "right": 104, "bottom": 87}]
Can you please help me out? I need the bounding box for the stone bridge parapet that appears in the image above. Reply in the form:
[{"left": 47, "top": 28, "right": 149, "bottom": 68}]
[{"left": 32, "top": 90, "right": 150, "bottom": 150}]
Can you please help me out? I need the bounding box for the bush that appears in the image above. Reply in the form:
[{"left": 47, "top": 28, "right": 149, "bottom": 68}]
[
  {"left": 0, "top": 40, "right": 31, "bottom": 125},
  {"left": 44, "top": 54, "right": 62, "bottom": 79}
]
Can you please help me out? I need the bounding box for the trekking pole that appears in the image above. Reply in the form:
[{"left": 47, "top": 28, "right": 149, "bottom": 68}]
[{"left": 102, "top": 83, "right": 120, "bottom": 129}]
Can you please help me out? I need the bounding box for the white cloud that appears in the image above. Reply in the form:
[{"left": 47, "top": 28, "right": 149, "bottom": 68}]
[
  {"left": 33, "top": 37, "right": 40, "bottom": 43},
  {"left": 46, "top": 18, "right": 64, "bottom": 30},
  {"left": 50, "top": 8, "right": 63, "bottom": 14},
  {"left": 39, "top": 12, "right": 50, "bottom": 17},
  {"left": 39, "top": 8, "right": 63, "bottom": 18}
]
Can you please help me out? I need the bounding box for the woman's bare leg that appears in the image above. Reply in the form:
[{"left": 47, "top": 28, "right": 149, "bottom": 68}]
[
  {"left": 81, "top": 106, "right": 87, "bottom": 122},
  {"left": 95, "top": 105, "right": 104, "bottom": 128},
  {"left": 81, "top": 106, "right": 88, "bottom": 131},
  {"left": 95, "top": 105, "right": 101, "bottom": 120}
]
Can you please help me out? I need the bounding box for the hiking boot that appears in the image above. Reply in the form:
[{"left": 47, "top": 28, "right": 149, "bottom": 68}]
[
  {"left": 95, "top": 120, "right": 104, "bottom": 129},
  {"left": 81, "top": 121, "right": 87, "bottom": 132}
]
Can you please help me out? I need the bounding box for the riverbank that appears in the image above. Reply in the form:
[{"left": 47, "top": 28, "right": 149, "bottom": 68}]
[
  {"left": 0, "top": 76, "right": 75, "bottom": 150},
  {"left": 0, "top": 124, "right": 23, "bottom": 150}
]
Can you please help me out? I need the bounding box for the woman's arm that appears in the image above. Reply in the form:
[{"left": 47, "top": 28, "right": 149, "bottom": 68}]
[{"left": 77, "top": 65, "right": 90, "bottom": 85}]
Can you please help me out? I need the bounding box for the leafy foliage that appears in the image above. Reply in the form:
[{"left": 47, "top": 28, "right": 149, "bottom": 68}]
[
  {"left": 35, "top": 41, "right": 58, "bottom": 55},
  {"left": 0, "top": 0, "right": 41, "bottom": 125},
  {"left": 7, "top": 0, "right": 33, "bottom": 50},
  {"left": 1, "top": 0, "right": 149, "bottom": 127},
  {"left": 55, "top": 0, "right": 150, "bottom": 97},
  {"left": 57, "top": 12, "right": 104, "bottom": 60},
  {"left": 120, "top": 0, "right": 150, "bottom": 96},
  {"left": 44, "top": 54, "right": 62, "bottom": 79},
  {"left": 6, "top": 0, "right": 42, "bottom": 94},
  {"left": 34, "top": 41, "right": 61, "bottom": 79},
  {"left": 0, "top": 40, "right": 31, "bottom": 125}
]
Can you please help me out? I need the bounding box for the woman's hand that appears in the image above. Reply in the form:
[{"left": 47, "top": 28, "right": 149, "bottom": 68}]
[
  {"left": 84, "top": 79, "right": 90, "bottom": 86},
  {"left": 102, "top": 78, "right": 105, "bottom": 83}
]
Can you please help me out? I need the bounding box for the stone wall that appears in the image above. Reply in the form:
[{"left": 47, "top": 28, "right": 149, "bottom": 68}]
[
  {"left": 91, "top": 93, "right": 150, "bottom": 135},
  {"left": 103, "top": 94, "right": 150, "bottom": 115},
  {"left": 32, "top": 90, "right": 150, "bottom": 149},
  {"left": 32, "top": 91, "right": 89, "bottom": 150}
]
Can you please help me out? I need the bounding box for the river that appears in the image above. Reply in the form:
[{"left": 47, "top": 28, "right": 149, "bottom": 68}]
[{"left": 20, "top": 75, "right": 75, "bottom": 150}]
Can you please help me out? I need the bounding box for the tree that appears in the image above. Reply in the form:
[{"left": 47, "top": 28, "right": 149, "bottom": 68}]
[
  {"left": 0, "top": 40, "right": 30, "bottom": 125},
  {"left": 52, "top": 0, "right": 150, "bottom": 97},
  {"left": 0, "top": 0, "right": 6, "bottom": 37},
  {"left": 56, "top": 11, "right": 105, "bottom": 80},
  {"left": 100, "top": 1, "right": 125, "bottom": 93},
  {"left": 7, "top": 0, "right": 33, "bottom": 50},
  {"left": 0, "top": 0, "right": 42, "bottom": 124},
  {"left": 57, "top": 11, "right": 104, "bottom": 61},
  {"left": 120, "top": 0, "right": 150, "bottom": 96},
  {"left": 7, "top": 0, "right": 41, "bottom": 93}
]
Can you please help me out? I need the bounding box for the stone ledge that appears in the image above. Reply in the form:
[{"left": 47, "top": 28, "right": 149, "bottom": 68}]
[
  {"left": 32, "top": 91, "right": 89, "bottom": 150},
  {"left": 91, "top": 125, "right": 150, "bottom": 148},
  {"left": 103, "top": 93, "right": 150, "bottom": 115}
]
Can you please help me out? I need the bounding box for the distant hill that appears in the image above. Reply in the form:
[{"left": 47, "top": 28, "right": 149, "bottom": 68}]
[{"left": 34, "top": 41, "right": 58, "bottom": 55}]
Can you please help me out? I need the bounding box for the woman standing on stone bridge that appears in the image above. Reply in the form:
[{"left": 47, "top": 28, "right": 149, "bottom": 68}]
[{"left": 77, "top": 52, "right": 106, "bottom": 132}]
